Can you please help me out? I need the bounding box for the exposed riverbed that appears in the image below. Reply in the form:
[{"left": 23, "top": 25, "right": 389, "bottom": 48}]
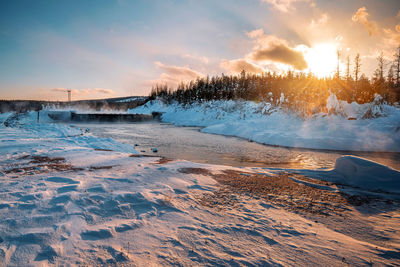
[{"left": 75, "top": 121, "right": 400, "bottom": 170}]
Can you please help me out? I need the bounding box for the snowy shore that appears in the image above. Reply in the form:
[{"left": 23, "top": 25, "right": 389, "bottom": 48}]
[
  {"left": 131, "top": 96, "right": 400, "bottom": 152},
  {"left": 0, "top": 111, "right": 399, "bottom": 265}
]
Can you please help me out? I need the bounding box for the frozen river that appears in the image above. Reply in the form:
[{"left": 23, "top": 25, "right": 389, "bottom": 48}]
[{"left": 76, "top": 121, "right": 400, "bottom": 170}]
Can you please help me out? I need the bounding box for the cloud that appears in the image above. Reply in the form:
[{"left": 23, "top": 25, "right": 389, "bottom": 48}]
[
  {"left": 246, "top": 29, "right": 308, "bottom": 70},
  {"left": 310, "top": 13, "right": 328, "bottom": 28},
  {"left": 155, "top": 61, "right": 202, "bottom": 80},
  {"left": 260, "top": 0, "right": 313, "bottom": 12},
  {"left": 181, "top": 54, "right": 209, "bottom": 64},
  {"left": 148, "top": 61, "right": 203, "bottom": 88},
  {"left": 94, "top": 88, "right": 115, "bottom": 94},
  {"left": 51, "top": 88, "right": 68, "bottom": 93},
  {"left": 51, "top": 87, "right": 115, "bottom": 97},
  {"left": 382, "top": 26, "right": 400, "bottom": 53},
  {"left": 220, "top": 59, "right": 265, "bottom": 74},
  {"left": 247, "top": 34, "right": 307, "bottom": 70},
  {"left": 352, "top": 7, "right": 379, "bottom": 36},
  {"left": 251, "top": 45, "right": 307, "bottom": 70},
  {"left": 246, "top": 29, "right": 264, "bottom": 39}
]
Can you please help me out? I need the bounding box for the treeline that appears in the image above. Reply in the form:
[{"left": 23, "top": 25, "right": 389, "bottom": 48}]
[{"left": 150, "top": 49, "right": 400, "bottom": 116}]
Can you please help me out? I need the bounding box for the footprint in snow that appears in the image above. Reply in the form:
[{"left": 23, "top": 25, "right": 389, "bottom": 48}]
[
  {"left": 80, "top": 229, "right": 113, "bottom": 240},
  {"left": 46, "top": 177, "right": 79, "bottom": 184}
]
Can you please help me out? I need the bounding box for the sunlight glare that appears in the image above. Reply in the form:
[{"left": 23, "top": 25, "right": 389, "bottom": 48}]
[{"left": 305, "top": 43, "right": 338, "bottom": 78}]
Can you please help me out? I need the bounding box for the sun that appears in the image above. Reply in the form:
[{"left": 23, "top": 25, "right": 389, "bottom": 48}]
[{"left": 304, "top": 43, "right": 339, "bottom": 78}]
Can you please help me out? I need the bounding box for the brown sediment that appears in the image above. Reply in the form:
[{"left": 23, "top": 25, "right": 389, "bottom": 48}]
[
  {"left": 30, "top": 156, "right": 66, "bottom": 164},
  {"left": 94, "top": 148, "right": 114, "bottom": 152},
  {"left": 152, "top": 157, "right": 173, "bottom": 165},
  {"left": 89, "top": 165, "right": 114, "bottom": 171},
  {"left": 129, "top": 154, "right": 158, "bottom": 158},
  {"left": 192, "top": 169, "right": 383, "bottom": 215},
  {"left": 5, "top": 155, "right": 83, "bottom": 175},
  {"left": 129, "top": 154, "right": 173, "bottom": 165},
  {"left": 178, "top": 167, "right": 212, "bottom": 175}
]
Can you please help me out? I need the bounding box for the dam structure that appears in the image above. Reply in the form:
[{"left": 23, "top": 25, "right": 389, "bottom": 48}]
[{"left": 47, "top": 111, "right": 162, "bottom": 122}]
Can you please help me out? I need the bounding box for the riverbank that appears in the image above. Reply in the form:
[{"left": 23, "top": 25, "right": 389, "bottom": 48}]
[
  {"left": 0, "top": 112, "right": 399, "bottom": 265},
  {"left": 130, "top": 98, "right": 400, "bottom": 152},
  {"left": 78, "top": 121, "right": 400, "bottom": 170}
]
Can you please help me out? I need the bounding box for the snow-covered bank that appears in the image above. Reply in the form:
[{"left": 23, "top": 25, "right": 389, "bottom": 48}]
[
  {"left": 1, "top": 112, "right": 400, "bottom": 265},
  {"left": 131, "top": 97, "right": 400, "bottom": 152},
  {"left": 0, "top": 111, "right": 138, "bottom": 154}
]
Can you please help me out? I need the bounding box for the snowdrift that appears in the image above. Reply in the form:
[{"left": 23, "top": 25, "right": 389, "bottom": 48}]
[
  {"left": 0, "top": 111, "right": 138, "bottom": 154},
  {"left": 130, "top": 96, "right": 400, "bottom": 152},
  {"left": 333, "top": 156, "right": 400, "bottom": 193}
]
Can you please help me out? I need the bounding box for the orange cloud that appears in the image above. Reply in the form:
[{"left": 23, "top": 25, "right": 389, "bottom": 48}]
[
  {"left": 310, "top": 13, "right": 328, "bottom": 28},
  {"left": 149, "top": 61, "right": 203, "bottom": 88},
  {"left": 220, "top": 59, "right": 264, "bottom": 74},
  {"left": 352, "top": 7, "right": 379, "bottom": 36},
  {"left": 251, "top": 45, "right": 307, "bottom": 70},
  {"left": 51, "top": 88, "right": 115, "bottom": 96},
  {"left": 246, "top": 31, "right": 307, "bottom": 70},
  {"left": 382, "top": 26, "right": 400, "bottom": 53},
  {"left": 246, "top": 29, "right": 264, "bottom": 39}
]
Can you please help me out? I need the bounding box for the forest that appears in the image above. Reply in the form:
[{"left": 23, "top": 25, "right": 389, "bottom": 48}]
[{"left": 150, "top": 50, "right": 400, "bottom": 116}]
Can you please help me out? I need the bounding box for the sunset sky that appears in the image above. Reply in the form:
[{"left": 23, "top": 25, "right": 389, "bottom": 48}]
[{"left": 1, "top": 0, "right": 399, "bottom": 100}]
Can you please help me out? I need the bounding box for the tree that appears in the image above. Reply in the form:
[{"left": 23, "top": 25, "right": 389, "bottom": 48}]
[
  {"left": 336, "top": 49, "right": 341, "bottom": 79},
  {"left": 376, "top": 52, "right": 385, "bottom": 82},
  {"left": 395, "top": 46, "right": 400, "bottom": 86},
  {"left": 346, "top": 55, "right": 351, "bottom": 80},
  {"left": 354, "top": 53, "right": 361, "bottom": 83},
  {"left": 388, "top": 64, "right": 395, "bottom": 85}
]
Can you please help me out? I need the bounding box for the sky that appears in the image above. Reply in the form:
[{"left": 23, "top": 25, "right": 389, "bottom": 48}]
[{"left": 0, "top": 0, "right": 399, "bottom": 100}]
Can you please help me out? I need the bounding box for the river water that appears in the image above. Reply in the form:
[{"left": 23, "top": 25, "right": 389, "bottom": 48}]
[{"left": 76, "top": 122, "right": 400, "bottom": 170}]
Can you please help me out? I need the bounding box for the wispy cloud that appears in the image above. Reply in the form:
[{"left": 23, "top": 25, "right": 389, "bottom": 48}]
[
  {"left": 51, "top": 87, "right": 115, "bottom": 97},
  {"left": 382, "top": 25, "right": 400, "bottom": 54},
  {"left": 260, "top": 0, "right": 314, "bottom": 12},
  {"left": 147, "top": 61, "right": 203, "bottom": 88},
  {"left": 310, "top": 13, "right": 328, "bottom": 28},
  {"left": 181, "top": 54, "right": 210, "bottom": 64},
  {"left": 352, "top": 7, "right": 379, "bottom": 36},
  {"left": 220, "top": 59, "right": 264, "bottom": 74}
]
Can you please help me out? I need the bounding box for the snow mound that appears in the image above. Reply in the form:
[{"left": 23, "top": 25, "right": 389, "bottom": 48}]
[{"left": 334, "top": 156, "right": 400, "bottom": 193}]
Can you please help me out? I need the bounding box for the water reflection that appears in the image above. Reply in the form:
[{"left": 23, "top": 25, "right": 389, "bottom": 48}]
[{"left": 76, "top": 122, "right": 400, "bottom": 170}]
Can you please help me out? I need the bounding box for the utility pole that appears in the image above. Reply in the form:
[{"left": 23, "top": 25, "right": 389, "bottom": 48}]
[{"left": 67, "top": 89, "right": 71, "bottom": 102}]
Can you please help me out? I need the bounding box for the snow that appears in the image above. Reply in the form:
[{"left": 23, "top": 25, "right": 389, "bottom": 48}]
[
  {"left": 114, "top": 96, "right": 147, "bottom": 103},
  {"left": 130, "top": 97, "right": 400, "bottom": 152},
  {"left": 333, "top": 156, "right": 400, "bottom": 193},
  {"left": 0, "top": 111, "right": 400, "bottom": 265}
]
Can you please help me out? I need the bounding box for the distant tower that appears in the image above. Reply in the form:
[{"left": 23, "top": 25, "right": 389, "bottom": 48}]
[{"left": 67, "top": 89, "right": 71, "bottom": 102}]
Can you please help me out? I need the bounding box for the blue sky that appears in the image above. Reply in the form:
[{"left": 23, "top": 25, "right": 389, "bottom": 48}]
[{"left": 0, "top": 0, "right": 399, "bottom": 100}]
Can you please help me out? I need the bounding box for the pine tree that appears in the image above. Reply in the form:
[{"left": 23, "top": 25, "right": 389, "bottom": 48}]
[
  {"left": 354, "top": 54, "right": 361, "bottom": 83},
  {"left": 395, "top": 46, "right": 400, "bottom": 86},
  {"left": 346, "top": 55, "right": 351, "bottom": 80},
  {"left": 336, "top": 49, "right": 341, "bottom": 79},
  {"left": 376, "top": 52, "right": 385, "bottom": 82}
]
